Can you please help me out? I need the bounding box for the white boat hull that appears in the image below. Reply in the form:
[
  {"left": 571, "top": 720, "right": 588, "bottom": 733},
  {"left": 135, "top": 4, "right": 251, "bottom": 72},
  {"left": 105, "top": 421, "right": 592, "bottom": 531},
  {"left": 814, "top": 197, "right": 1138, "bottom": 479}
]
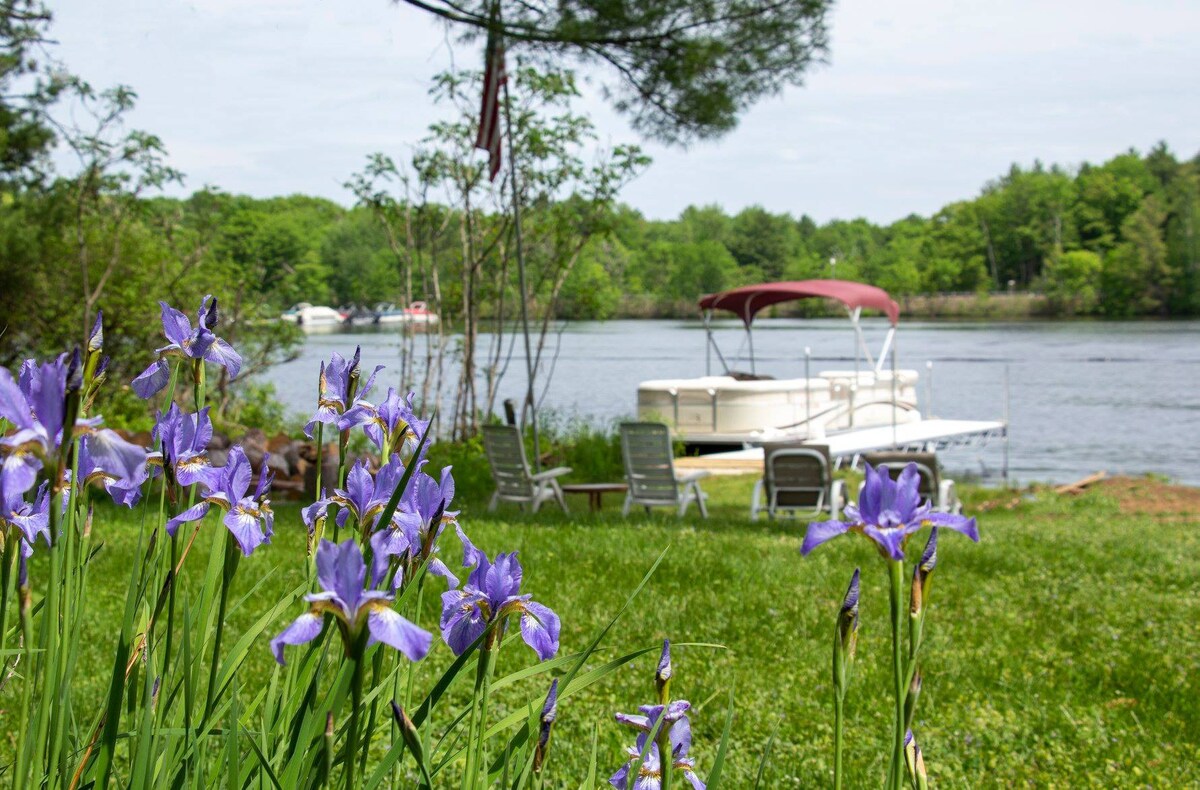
[
  {"left": 638, "top": 370, "right": 921, "bottom": 445},
  {"left": 376, "top": 313, "right": 439, "bottom": 326},
  {"left": 280, "top": 304, "right": 347, "bottom": 332}
]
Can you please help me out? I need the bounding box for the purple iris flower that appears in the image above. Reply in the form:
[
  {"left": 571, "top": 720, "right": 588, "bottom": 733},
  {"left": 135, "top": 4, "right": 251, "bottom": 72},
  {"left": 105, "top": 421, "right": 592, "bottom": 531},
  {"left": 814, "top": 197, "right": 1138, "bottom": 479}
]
[
  {"left": 302, "top": 348, "right": 383, "bottom": 439},
  {"left": 339, "top": 387, "right": 429, "bottom": 457},
  {"left": 0, "top": 356, "right": 70, "bottom": 495},
  {"left": 131, "top": 296, "right": 242, "bottom": 399},
  {"left": 610, "top": 702, "right": 705, "bottom": 790},
  {"left": 801, "top": 463, "right": 979, "bottom": 561},
  {"left": 369, "top": 464, "right": 460, "bottom": 590},
  {"left": 439, "top": 527, "right": 560, "bottom": 660},
  {"left": 165, "top": 445, "right": 274, "bottom": 556},
  {"left": 153, "top": 404, "right": 214, "bottom": 487},
  {"left": 269, "top": 538, "right": 432, "bottom": 665},
  {"left": 302, "top": 456, "right": 407, "bottom": 535},
  {"left": 77, "top": 428, "right": 157, "bottom": 507},
  {"left": 1, "top": 478, "right": 50, "bottom": 556}
]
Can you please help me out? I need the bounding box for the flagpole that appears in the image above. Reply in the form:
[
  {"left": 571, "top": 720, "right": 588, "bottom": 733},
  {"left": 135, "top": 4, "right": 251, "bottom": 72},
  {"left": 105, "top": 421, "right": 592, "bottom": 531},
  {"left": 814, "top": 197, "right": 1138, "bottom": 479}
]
[{"left": 500, "top": 55, "right": 542, "bottom": 473}]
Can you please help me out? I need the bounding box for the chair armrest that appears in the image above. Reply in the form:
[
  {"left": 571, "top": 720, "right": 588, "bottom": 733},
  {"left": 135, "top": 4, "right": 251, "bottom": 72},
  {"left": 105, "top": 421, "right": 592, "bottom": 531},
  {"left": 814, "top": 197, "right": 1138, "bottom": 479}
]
[
  {"left": 830, "top": 479, "right": 845, "bottom": 520},
  {"left": 676, "top": 469, "right": 711, "bottom": 483},
  {"left": 531, "top": 466, "right": 572, "bottom": 482},
  {"left": 939, "top": 479, "right": 959, "bottom": 513}
]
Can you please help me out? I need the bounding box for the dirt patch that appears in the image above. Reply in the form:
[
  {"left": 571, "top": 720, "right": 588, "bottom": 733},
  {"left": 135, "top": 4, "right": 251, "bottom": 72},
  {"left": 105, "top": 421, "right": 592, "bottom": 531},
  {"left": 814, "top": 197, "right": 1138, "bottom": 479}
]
[{"left": 1091, "top": 476, "right": 1200, "bottom": 519}]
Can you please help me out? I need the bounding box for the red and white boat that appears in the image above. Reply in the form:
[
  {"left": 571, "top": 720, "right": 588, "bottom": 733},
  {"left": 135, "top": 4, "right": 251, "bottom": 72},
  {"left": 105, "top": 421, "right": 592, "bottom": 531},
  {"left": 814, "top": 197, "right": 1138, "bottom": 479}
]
[{"left": 375, "top": 301, "right": 440, "bottom": 327}]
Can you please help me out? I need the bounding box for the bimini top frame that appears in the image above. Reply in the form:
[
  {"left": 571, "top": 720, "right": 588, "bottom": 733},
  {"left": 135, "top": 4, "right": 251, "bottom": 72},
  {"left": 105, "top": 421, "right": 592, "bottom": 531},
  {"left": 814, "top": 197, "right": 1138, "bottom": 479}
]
[{"left": 697, "top": 280, "right": 902, "bottom": 376}]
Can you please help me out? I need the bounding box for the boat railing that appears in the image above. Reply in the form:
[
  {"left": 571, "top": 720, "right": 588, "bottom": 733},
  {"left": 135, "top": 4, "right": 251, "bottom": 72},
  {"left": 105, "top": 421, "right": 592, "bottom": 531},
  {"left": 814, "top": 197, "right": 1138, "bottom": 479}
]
[{"left": 770, "top": 396, "right": 921, "bottom": 436}]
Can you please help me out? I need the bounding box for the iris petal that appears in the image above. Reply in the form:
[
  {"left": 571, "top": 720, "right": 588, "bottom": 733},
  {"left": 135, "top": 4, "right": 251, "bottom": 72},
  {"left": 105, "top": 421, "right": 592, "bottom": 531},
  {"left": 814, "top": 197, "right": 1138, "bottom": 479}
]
[
  {"left": 800, "top": 519, "right": 851, "bottom": 556},
  {"left": 366, "top": 607, "right": 432, "bottom": 661},
  {"left": 223, "top": 507, "right": 267, "bottom": 556},
  {"left": 131, "top": 359, "right": 171, "bottom": 399},
  {"left": 166, "top": 501, "right": 211, "bottom": 537},
  {"left": 924, "top": 512, "right": 980, "bottom": 542},
  {"left": 269, "top": 612, "right": 323, "bottom": 665},
  {"left": 518, "top": 600, "right": 560, "bottom": 660}
]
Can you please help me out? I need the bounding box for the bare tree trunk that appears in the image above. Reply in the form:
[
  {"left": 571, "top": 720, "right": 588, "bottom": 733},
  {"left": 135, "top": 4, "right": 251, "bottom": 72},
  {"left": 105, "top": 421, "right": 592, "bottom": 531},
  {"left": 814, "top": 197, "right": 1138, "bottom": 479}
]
[
  {"left": 484, "top": 237, "right": 511, "bottom": 415},
  {"left": 980, "top": 217, "right": 1000, "bottom": 290}
]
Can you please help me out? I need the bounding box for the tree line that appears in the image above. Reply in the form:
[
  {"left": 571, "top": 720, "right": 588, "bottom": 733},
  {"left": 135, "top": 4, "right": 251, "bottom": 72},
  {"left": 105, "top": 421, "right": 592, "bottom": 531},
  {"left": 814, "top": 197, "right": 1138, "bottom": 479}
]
[{"left": 1, "top": 0, "right": 1195, "bottom": 434}]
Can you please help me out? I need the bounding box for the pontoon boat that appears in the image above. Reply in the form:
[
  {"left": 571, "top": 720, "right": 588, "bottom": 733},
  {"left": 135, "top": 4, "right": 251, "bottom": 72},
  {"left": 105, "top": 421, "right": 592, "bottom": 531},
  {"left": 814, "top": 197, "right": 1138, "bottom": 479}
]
[{"left": 638, "top": 281, "right": 1006, "bottom": 461}]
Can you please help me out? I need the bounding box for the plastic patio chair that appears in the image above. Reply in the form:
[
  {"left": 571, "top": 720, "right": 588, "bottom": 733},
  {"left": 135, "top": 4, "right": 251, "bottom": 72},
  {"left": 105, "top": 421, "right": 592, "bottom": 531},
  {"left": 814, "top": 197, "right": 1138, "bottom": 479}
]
[
  {"left": 862, "top": 451, "right": 961, "bottom": 513},
  {"left": 481, "top": 424, "right": 571, "bottom": 513},
  {"left": 750, "top": 443, "right": 844, "bottom": 521},
  {"left": 619, "top": 422, "right": 709, "bottom": 518}
]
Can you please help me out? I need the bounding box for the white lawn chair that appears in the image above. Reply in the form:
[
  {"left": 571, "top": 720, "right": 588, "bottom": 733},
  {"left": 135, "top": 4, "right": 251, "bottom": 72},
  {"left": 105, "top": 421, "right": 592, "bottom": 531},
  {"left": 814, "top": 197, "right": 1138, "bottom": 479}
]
[
  {"left": 619, "top": 422, "right": 709, "bottom": 518},
  {"left": 481, "top": 424, "right": 571, "bottom": 513},
  {"left": 862, "top": 451, "right": 961, "bottom": 513},
  {"left": 750, "top": 443, "right": 845, "bottom": 521}
]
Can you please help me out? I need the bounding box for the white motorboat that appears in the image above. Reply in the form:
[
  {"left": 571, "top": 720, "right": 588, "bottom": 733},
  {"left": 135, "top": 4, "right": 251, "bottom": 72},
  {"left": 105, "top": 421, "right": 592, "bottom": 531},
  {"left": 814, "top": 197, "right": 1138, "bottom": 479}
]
[
  {"left": 638, "top": 280, "right": 1006, "bottom": 458},
  {"left": 375, "top": 301, "right": 439, "bottom": 327},
  {"left": 280, "top": 303, "right": 347, "bottom": 331}
]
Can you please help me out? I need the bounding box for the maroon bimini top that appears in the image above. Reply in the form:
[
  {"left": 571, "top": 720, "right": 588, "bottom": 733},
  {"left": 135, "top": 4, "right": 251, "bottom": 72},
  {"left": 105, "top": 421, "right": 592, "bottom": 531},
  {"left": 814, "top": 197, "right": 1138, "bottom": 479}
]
[{"left": 698, "top": 280, "right": 900, "bottom": 327}]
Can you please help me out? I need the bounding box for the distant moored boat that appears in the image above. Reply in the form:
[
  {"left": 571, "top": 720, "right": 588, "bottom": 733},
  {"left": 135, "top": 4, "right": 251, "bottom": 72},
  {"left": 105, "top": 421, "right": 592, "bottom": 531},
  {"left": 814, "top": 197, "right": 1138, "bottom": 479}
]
[
  {"left": 375, "top": 301, "right": 439, "bottom": 327},
  {"left": 280, "top": 303, "right": 347, "bottom": 331}
]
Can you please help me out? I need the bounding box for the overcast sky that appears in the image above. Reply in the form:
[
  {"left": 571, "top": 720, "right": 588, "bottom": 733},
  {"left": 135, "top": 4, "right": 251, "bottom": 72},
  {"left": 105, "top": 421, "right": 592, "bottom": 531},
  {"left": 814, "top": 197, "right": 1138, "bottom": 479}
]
[{"left": 46, "top": 0, "right": 1200, "bottom": 223}]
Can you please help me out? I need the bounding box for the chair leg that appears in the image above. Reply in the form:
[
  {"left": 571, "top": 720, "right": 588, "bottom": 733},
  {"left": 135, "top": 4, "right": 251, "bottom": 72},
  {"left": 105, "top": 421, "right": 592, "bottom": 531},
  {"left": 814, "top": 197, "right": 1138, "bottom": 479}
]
[
  {"left": 622, "top": 494, "right": 632, "bottom": 518},
  {"left": 531, "top": 486, "right": 543, "bottom": 514},
  {"left": 488, "top": 491, "right": 499, "bottom": 513},
  {"left": 695, "top": 483, "right": 708, "bottom": 519},
  {"left": 552, "top": 480, "right": 569, "bottom": 514},
  {"left": 750, "top": 479, "right": 763, "bottom": 521},
  {"left": 677, "top": 496, "right": 689, "bottom": 518}
]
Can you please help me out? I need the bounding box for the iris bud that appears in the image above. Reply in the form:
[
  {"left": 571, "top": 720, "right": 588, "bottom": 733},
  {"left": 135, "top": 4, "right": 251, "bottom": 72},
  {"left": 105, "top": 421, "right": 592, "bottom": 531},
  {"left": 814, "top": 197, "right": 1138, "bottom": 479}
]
[
  {"left": 912, "top": 529, "right": 938, "bottom": 615},
  {"left": 837, "top": 568, "right": 860, "bottom": 658},
  {"left": 204, "top": 296, "right": 220, "bottom": 330},
  {"left": 833, "top": 569, "right": 860, "bottom": 697},
  {"left": 655, "top": 639, "right": 672, "bottom": 700},
  {"left": 390, "top": 701, "right": 427, "bottom": 768},
  {"left": 533, "top": 678, "right": 558, "bottom": 772},
  {"left": 88, "top": 311, "right": 104, "bottom": 351},
  {"left": 904, "top": 729, "right": 928, "bottom": 790},
  {"left": 904, "top": 669, "right": 922, "bottom": 730}
]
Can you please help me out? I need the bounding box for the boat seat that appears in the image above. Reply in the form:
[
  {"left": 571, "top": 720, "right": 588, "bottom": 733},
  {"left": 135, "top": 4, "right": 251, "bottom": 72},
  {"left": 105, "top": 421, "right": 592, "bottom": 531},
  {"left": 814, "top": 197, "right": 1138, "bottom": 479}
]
[
  {"left": 861, "top": 451, "right": 961, "bottom": 514},
  {"left": 750, "top": 443, "right": 844, "bottom": 521}
]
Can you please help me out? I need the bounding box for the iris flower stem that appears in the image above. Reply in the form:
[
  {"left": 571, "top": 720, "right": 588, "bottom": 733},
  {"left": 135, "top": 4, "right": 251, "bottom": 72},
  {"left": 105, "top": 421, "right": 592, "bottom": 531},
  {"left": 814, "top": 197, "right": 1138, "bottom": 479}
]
[
  {"left": 344, "top": 649, "right": 367, "bottom": 790},
  {"left": 32, "top": 491, "right": 63, "bottom": 782},
  {"left": 359, "top": 648, "right": 387, "bottom": 775},
  {"left": 392, "top": 576, "right": 425, "bottom": 790},
  {"left": 312, "top": 422, "right": 325, "bottom": 558},
  {"left": 834, "top": 692, "right": 845, "bottom": 790},
  {"left": 402, "top": 578, "right": 426, "bottom": 709},
  {"left": 53, "top": 473, "right": 82, "bottom": 784},
  {"left": 193, "top": 359, "right": 206, "bottom": 412},
  {"left": 0, "top": 534, "right": 15, "bottom": 670},
  {"left": 468, "top": 643, "right": 499, "bottom": 789},
  {"left": 155, "top": 359, "right": 184, "bottom": 705},
  {"left": 887, "top": 560, "right": 906, "bottom": 790},
  {"left": 204, "top": 533, "right": 239, "bottom": 721},
  {"left": 904, "top": 612, "right": 926, "bottom": 731},
  {"left": 15, "top": 578, "right": 34, "bottom": 789},
  {"left": 657, "top": 679, "right": 673, "bottom": 790}
]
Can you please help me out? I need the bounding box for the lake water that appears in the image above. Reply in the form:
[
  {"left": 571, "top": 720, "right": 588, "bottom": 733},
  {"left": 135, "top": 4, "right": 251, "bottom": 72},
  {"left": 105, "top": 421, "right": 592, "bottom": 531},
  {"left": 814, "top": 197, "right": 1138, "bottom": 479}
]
[{"left": 263, "top": 319, "right": 1200, "bottom": 486}]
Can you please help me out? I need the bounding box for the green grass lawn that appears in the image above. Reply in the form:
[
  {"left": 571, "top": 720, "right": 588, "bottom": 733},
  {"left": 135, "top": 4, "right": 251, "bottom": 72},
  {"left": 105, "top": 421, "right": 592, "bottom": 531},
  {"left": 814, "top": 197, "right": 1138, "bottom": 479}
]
[{"left": 16, "top": 474, "right": 1200, "bottom": 787}]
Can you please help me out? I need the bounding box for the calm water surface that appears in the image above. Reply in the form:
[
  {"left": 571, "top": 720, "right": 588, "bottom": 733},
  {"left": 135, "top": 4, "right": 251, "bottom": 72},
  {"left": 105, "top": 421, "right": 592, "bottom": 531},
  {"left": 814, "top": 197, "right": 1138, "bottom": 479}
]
[{"left": 264, "top": 319, "right": 1200, "bottom": 486}]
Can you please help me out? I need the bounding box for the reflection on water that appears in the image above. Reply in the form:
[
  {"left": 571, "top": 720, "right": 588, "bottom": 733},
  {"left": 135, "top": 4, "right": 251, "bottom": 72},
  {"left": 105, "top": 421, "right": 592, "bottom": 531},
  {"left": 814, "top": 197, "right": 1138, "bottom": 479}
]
[{"left": 263, "top": 319, "right": 1200, "bottom": 486}]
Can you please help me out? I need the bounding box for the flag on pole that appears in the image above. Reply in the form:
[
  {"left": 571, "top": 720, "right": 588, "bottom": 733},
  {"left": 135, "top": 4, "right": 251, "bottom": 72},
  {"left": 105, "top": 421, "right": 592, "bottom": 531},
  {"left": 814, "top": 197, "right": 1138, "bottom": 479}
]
[{"left": 475, "top": 26, "right": 506, "bottom": 182}]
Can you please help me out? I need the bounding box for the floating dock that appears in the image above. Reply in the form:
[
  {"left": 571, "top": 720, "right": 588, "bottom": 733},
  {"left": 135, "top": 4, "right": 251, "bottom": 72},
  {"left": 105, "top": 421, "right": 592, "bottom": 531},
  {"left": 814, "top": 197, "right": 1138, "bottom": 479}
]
[{"left": 674, "top": 418, "right": 1007, "bottom": 476}]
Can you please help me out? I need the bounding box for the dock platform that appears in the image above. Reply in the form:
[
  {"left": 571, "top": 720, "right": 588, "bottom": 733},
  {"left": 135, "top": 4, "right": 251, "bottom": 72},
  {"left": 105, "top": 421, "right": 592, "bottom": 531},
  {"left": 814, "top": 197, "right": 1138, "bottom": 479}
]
[{"left": 674, "top": 418, "right": 1007, "bottom": 476}]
